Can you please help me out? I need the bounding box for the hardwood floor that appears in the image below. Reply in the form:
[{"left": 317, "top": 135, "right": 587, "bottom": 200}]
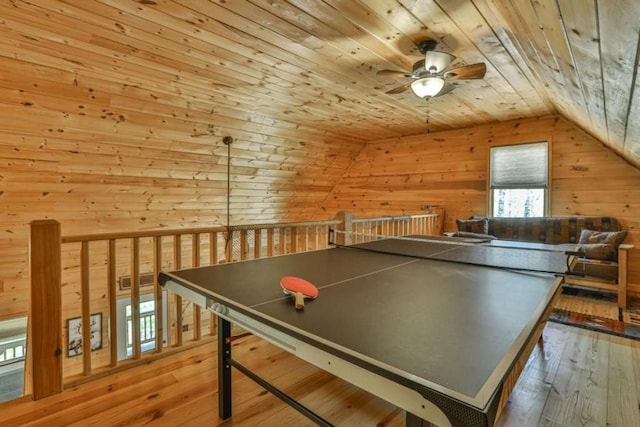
[{"left": 1, "top": 293, "right": 639, "bottom": 426}]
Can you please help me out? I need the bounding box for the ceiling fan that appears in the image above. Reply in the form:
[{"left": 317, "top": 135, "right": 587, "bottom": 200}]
[{"left": 377, "top": 39, "right": 486, "bottom": 99}]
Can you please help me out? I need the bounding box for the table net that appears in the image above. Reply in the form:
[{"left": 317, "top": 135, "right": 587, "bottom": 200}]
[{"left": 330, "top": 231, "right": 574, "bottom": 276}]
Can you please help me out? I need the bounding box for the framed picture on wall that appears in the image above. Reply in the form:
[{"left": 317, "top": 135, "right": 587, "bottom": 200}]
[{"left": 67, "top": 313, "right": 102, "bottom": 357}]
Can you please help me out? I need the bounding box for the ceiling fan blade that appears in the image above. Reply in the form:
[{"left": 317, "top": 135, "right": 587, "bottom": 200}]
[
  {"left": 444, "top": 63, "right": 486, "bottom": 80},
  {"left": 385, "top": 83, "right": 411, "bottom": 94},
  {"left": 377, "top": 69, "right": 412, "bottom": 77}
]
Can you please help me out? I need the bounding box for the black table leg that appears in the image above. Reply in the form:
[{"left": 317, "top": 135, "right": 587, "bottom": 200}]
[
  {"left": 406, "top": 412, "right": 437, "bottom": 426},
  {"left": 218, "top": 317, "right": 232, "bottom": 419}
]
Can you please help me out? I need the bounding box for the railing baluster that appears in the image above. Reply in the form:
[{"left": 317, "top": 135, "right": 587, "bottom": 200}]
[
  {"left": 240, "top": 230, "right": 248, "bottom": 261},
  {"left": 209, "top": 231, "right": 218, "bottom": 265},
  {"left": 254, "top": 229, "right": 261, "bottom": 259},
  {"left": 290, "top": 227, "right": 298, "bottom": 253},
  {"left": 108, "top": 239, "right": 118, "bottom": 365},
  {"left": 309, "top": 226, "right": 316, "bottom": 251},
  {"left": 267, "top": 228, "right": 274, "bottom": 256},
  {"left": 80, "top": 241, "right": 92, "bottom": 375},
  {"left": 192, "top": 233, "right": 201, "bottom": 341},
  {"left": 174, "top": 235, "right": 183, "bottom": 347},
  {"left": 225, "top": 231, "right": 233, "bottom": 262},
  {"left": 279, "top": 228, "right": 286, "bottom": 254},
  {"left": 131, "top": 237, "right": 141, "bottom": 360},
  {"left": 153, "top": 236, "right": 163, "bottom": 354},
  {"left": 303, "top": 227, "right": 309, "bottom": 251}
]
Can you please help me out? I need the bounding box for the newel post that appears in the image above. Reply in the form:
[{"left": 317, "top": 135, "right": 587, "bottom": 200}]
[
  {"left": 29, "top": 219, "right": 63, "bottom": 399},
  {"left": 333, "top": 211, "right": 354, "bottom": 245}
]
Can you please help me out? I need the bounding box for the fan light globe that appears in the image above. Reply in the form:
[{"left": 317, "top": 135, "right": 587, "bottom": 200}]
[{"left": 410, "top": 77, "right": 445, "bottom": 98}]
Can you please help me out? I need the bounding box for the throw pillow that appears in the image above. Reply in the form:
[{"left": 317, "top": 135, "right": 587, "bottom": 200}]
[
  {"left": 579, "top": 229, "right": 627, "bottom": 247},
  {"left": 456, "top": 218, "right": 489, "bottom": 234},
  {"left": 575, "top": 243, "right": 617, "bottom": 261}
]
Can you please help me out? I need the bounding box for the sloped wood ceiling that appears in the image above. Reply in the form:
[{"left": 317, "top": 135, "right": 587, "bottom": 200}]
[
  {"left": 2, "top": 1, "right": 640, "bottom": 318},
  {"left": 1, "top": 0, "right": 639, "bottom": 226},
  {"left": 2, "top": 0, "right": 634, "bottom": 164},
  {"left": 486, "top": 0, "right": 640, "bottom": 164}
]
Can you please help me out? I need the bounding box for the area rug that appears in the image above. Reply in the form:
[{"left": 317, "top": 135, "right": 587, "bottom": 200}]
[{"left": 548, "top": 288, "right": 640, "bottom": 341}]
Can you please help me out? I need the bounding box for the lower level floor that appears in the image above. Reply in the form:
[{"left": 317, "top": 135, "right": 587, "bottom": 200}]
[{"left": 1, "top": 318, "right": 639, "bottom": 426}]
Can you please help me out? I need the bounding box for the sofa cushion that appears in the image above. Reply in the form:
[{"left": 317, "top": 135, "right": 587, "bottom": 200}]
[
  {"left": 486, "top": 217, "right": 547, "bottom": 242},
  {"left": 456, "top": 218, "right": 488, "bottom": 234},
  {"left": 480, "top": 216, "right": 621, "bottom": 244},
  {"left": 573, "top": 259, "right": 618, "bottom": 282},
  {"left": 452, "top": 231, "right": 497, "bottom": 240},
  {"left": 575, "top": 243, "right": 617, "bottom": 261}
]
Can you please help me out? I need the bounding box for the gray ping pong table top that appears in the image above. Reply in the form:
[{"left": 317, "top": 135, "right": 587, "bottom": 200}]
[{"left": 159, "top": 239, "right": 565, "bottom": 410}]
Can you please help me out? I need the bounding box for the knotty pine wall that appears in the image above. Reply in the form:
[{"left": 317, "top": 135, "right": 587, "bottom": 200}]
[
  {"left": 0, "top": 55, "right": 364, "bottom": 320},
  {"left": 3, "top": 105, "right": 640, "bottom": 325},
  {"left": 317, "top": 116, "right": 640, "bottom": 292}
]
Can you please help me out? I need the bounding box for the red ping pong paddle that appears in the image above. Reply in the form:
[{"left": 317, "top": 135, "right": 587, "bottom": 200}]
[{"left": 280, "top": 276, "right": 318, "bottom": 310}]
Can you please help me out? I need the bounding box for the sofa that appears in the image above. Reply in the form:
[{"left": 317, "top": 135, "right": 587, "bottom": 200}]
[{"left": 454, "top": 216, "right": 633, "bottom": 310}]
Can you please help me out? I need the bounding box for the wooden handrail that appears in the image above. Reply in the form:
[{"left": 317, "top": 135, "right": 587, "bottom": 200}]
[
  {"left": 61, "top": 219, "right": 342, "bottom": 243},
  {"left": 27, "top": 211, "right": 442, "bottom": 399}
]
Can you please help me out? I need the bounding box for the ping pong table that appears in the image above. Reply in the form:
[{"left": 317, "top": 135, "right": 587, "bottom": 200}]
[{"left": 158, "top": 236, "right": 571, "bottom": 427}]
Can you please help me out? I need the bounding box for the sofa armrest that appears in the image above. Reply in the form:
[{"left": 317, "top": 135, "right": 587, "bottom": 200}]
[
  {"left": 564, "top": 243, "right": 632, "bottom": 310},
  {"left": 618, "top": 244, "right": 633, "bottom": 309}
]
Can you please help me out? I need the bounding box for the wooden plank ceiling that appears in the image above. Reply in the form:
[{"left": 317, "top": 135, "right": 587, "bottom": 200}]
[
  {"left": 1, "top": 1, "right": 640, "bottom": 228},
  {"left": 1, "top": 0, "right": 638, "bottom": 159}
]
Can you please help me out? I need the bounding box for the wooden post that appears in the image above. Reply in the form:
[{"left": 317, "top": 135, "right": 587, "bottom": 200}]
[
  {"left": 29, "top": 220, "right": 63, "bottom": 399},
  {"left": 618, "top": 244, "right": 631, "bottom": 309},
  {"left": 334, "top": 211, "right": 354, "bottom": 245}
]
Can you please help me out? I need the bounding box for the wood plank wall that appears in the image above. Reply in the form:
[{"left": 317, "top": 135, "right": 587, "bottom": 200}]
[
  {"left": 318, "top": 116, "right": 640, "bottom": 291},
  {"left": 2, "top": 102, "right": 640, "bottom": 322},
  {"left": 0, "top": 54, "right": 364, "bottom": 321}
]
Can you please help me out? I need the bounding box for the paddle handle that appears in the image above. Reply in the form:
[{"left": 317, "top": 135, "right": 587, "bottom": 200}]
[{"left": 294, "top": 292, "right": 305, "bottom": 310}]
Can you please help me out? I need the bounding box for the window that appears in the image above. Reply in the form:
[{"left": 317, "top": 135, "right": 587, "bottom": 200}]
[
  {"left": 0, "top": 316, "right": 27, "bottom": 403},
  {"left": 116, "top": 292, "right": 168, "bottom": 360},
  {"left": 490, "top": 142, "right": 549, "bottom": 217}
]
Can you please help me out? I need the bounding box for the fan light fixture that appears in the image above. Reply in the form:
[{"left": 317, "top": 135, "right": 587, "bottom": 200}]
[
  {"left": 377, "top": 38, "right": 486, "bottom": 99},
  {"left": 410, "top": 77, "right": 445, "bottom": 98},
  {"left": 424, "top": 50, "right": 455, "bottom": 74}
]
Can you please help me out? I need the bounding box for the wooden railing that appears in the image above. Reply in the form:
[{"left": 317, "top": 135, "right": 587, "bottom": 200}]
[{"left": 26, "top": 211, "right": 442, "bottom": 399}]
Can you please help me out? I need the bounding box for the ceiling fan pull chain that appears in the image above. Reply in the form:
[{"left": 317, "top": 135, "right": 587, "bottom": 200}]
[{"left": 426, "top": 98, "right": 430, "bottom": 134}]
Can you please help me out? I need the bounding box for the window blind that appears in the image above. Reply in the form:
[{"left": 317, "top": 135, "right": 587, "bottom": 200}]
[{"left": 490, "top": 142, "right": 548, "bottom": 188}]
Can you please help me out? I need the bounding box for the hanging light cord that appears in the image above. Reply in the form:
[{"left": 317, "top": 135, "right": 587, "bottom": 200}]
[
  {"left": 222, "top": 136, "right": 234, "bottom": 259},
  {"left": 226, "top": 140, "right": 231, "bottom": 229}
]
